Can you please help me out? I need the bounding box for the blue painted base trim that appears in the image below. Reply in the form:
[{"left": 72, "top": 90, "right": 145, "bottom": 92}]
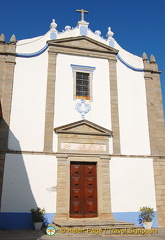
[
  {"left": 44, "top": 213, "right": 55, "bottom": 226},
  {"left": 0, "top": 212, "right": 55, "bottom": 229},
  {"left": 112, "top": 211, "right": 158, "bottom": 227},
  {"left": 0, "top": 211, "right": 158, "bottom": 229}
]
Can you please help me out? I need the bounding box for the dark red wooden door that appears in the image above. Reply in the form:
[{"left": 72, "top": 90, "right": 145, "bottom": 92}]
[{"left": 70, "top": 162, "right": 97, "bottom": 218}]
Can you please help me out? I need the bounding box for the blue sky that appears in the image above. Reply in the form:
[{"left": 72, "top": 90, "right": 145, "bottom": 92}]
[{"left": 0, "top": 0, "right": 165, "bottom": 119}]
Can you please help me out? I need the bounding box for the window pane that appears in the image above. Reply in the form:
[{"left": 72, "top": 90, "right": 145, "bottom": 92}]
[{"left": 76, "top": 72, "right": 90, "bottom": 99}]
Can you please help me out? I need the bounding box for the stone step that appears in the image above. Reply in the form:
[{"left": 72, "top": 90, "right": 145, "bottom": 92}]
[
  {"left": 50, "top": 218, "right": 142, "bottom": 236},
  {"left": 53, "top": 218, "right": 136, "bottom": 229},
  {"left": 46, "top": 221, "right": 144, "bottom": 237}
]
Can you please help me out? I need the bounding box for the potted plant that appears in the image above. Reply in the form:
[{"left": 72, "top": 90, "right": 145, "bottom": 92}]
[
  {"left": 139, "top": 206, "right": 155, "bottom": 229},
  {"left": 30, "top": 207, "right": 45, "bottom": 230}
]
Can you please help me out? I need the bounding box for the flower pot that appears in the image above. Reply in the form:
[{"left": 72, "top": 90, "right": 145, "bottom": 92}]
[
  {"left": 143, "top": 221, "right": 153, "bottom": 229},
  {"left": 34, "top": 222, "right": 43, "bottom": 230}
]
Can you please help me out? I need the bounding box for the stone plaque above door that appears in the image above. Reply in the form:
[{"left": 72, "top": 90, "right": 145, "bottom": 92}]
[{"left": 54, "top": 119, "right": 112, "bottom": 155}]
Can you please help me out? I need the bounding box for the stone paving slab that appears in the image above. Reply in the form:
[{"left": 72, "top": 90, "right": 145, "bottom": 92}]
[{"left": 0, "top": 228, "right": 165, "bottom": 240}]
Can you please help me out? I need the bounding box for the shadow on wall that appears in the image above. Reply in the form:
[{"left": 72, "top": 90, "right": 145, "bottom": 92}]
[{"left": 0, "top": 119, "right": 45, "bottom": 229}]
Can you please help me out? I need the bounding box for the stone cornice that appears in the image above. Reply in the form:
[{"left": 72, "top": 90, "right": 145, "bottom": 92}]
[
  {"left": 54, "top": 119, "right": 113, "bottom": 137},
  {"left": 0, "top": 51, "right": 16, "bottom": 56},
  {"left": 4, "top": 149, "right": 165, "bottom": 159},
  {"left": 47, "top": 36, "right": 118, "bottom": 59},
  {"left": 144, "top": 69, "right": 162, "bottom": 74}
]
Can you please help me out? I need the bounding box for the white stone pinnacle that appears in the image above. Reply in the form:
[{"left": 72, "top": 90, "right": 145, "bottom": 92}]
[
  {"left": 50, "top": 19, "right": 57, "bottom": 30},
  {"left": 106, "top": 27, "right": 114, "bottom": 39}
]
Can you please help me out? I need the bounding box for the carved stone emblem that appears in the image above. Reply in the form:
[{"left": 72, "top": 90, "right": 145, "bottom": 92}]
[{"left": 75, "top": 99, "right": 91, "bottom": 119}]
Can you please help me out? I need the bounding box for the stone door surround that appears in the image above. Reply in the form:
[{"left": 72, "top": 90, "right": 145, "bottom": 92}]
[{"left": 54, "top": 120, "right": 114, "bottom": 221}]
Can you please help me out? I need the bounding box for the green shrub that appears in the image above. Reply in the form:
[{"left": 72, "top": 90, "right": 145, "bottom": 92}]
[
  {"left": 30, "top": 207, "right": 45, "bottom": 222},
  {"left": 139, "top": 206, "right": 155, "bottom": 222}
]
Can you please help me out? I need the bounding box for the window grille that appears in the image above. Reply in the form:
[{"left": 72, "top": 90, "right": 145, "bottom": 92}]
[{"left": 76, "top": 72, "right": 90, "bottom": 99}]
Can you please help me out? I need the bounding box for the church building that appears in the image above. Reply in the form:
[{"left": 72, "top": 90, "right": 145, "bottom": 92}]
[{"left": 0, "top": 10, "right": 165, "bottom": 229}]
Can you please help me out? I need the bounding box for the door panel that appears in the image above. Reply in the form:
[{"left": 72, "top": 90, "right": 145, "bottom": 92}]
[
  {"left": 70, "top": 163, "right": 83, "bottom": 218},
  {"left": 83, "top": 164, "right": 97, "bottom": 218},
  {"left": 70, "top": 162, "right": 97, "bottom": 218}
]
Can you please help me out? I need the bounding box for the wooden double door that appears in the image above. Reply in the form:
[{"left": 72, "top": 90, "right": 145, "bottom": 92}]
[{"left": 70, "top": 162, "right": 97, "bottom": 218}]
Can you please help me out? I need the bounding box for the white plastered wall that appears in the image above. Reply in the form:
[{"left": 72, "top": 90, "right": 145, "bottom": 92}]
[
  {"left": 116, "top": 44, "right": 150, "bottom": 155},
  {"left": 53, "top": 53, "right": 113, "bottom": 153},
  {"left": 16, "top": 31, "right": 50, "bottom": 54},
  {"left": 8, "top": 50, "right": 48, "bottom": 151},
  {"left": 8, "top": 26, "right": 150, "bottom": 155},
  {"left": 110, "top": 157, "right": 157, "bottom": 212},
  {"left": 1, "top": 154, "right": 57, "bottom": 213}
]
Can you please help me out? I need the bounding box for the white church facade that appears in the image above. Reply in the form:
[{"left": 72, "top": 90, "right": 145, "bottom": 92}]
[{"left": 0, "top": 11, "right": 165, "bottom": 229}]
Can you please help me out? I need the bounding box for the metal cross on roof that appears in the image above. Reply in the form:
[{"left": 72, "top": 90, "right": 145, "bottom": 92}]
[{"left": 76, "top": 9, "right": 89, "bottom": 21}]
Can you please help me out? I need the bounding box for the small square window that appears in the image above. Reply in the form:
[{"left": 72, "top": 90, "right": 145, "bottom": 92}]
[{"left": 71, "top": 64, "right": 95, "bottom": 101}]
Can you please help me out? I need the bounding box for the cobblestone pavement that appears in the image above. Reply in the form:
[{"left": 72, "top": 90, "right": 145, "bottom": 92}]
[{"left": 0, "top": 228, "right": 165, "bottom": 240}]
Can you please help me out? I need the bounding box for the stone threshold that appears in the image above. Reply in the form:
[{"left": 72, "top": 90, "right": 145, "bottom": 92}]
[{"left": 53, "top": 218, "right": 136, "bottom": 228}]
